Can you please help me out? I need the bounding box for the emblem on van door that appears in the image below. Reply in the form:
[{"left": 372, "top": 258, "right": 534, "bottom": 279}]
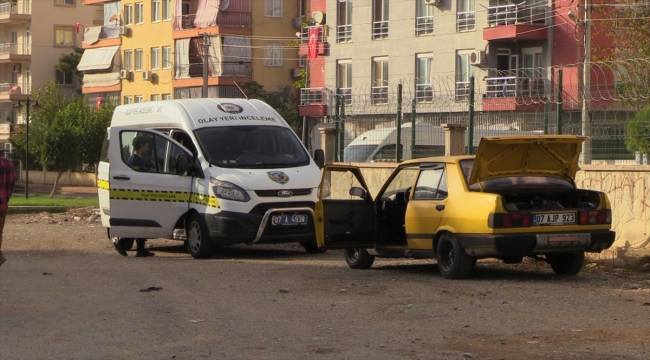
[
  {"left": 217, "top": 103, "right": 244, "bottom": 114},
  {"left": 267, "top": 171, "right": 289, "bottom": 185},
  {"left": 278, "top": 190, "right": 293, "bottom": 197}
]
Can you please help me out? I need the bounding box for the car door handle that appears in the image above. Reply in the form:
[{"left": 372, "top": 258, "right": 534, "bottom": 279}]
[
  {"left": 113, "top": 175, "right": 130, "bottom": 181},
  {"left": 435, "top": 204, "right": 445, "bottom": 211}
]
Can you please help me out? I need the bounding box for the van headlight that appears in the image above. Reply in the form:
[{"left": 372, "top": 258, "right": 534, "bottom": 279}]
[{"left": 211, "top": 178, "right": 250, "bottom": 202}]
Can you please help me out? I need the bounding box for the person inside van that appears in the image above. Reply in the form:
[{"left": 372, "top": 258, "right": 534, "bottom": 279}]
[{"left": 127, "top": 135, "right": 152, "bottom": 171}]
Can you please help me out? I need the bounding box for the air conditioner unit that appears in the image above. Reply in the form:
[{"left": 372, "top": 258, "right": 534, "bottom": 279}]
[
  {"left": 470, "top": 50, "right": 486, "bottom": 66},
  {"left": 290, "top": 68, "right": 302, "bottom": 79},
  {"left": 119, "top": 69, "right": 130, "bottom": 79},
  {"left": 118, "top": 26, "right": 130, "bottom": 36},
  {"left": 425, "top": 0, "right": 442, "bottom": 6},
  {"left": 292, "top": 17, "right": 303, "bottom": 29},
  {"left": 142, "top": 71, "right": 152, "bottom": 81}
]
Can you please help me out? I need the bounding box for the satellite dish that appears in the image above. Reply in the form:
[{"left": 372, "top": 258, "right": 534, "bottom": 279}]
[
  {"left": 220, "top": 0, "right": 230, "bottom": 11},
  {"left": 312, "top": 11, "right": 324, "bottom": 25}
]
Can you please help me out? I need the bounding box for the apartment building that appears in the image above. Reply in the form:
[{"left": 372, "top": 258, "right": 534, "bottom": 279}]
[
  {"left": 0, "top": 0, "right": 97, "bottom": 152},
  {"left": 79, "top": 0, "right": 302, "bottom": 103}
]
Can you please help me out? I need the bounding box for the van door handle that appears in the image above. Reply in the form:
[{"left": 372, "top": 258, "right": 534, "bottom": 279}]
[
  {"left": 435, "top": 204, "right": 445, "bottom": 211},
  {"left": 113, "top": 175, "right": 130, "bottom": 181}
]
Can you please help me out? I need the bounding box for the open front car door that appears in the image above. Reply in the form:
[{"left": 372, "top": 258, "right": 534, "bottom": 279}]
[{"left": 315, "top": 165, "right": 376, "bottom": 249}]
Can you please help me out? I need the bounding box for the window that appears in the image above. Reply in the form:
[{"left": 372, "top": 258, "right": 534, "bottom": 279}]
[
  {"left": 135, "top": 49, "right": 143, "bottom": 71},
  {"left": 151, "top": 47, "right": 160, "bottom": 70},
  {"left": 55, "top": 0, "right": 75, "bottom": 5},
  {"left": 265, "top": 0, "right": 282, "bottom": 17},
  {"left": 151, "top": 94, "right": 160, "bottom": 101},
  {"left": 337, "top": 60, "right": 352, "bottom": 104},
  {"left": 124, "top": 96, "right": 133, "bottom": 104},
  {"left": 337, "top": 0, "right": 353, "bottom": 43},
  {"left": 371, "top": 57, "right": 388, "bottom": 104},
  {"left": 372, "top": 0, "right": 389, "bottom": 40},
  {"left": 56, "top": 69, "right": 73, "bottom": 85},
  {"left": 55, "top": 28, "right": 74, "bottom": 46},
  {"left": 124, "top": 4, "right": 133, "bottom": 25},
  {"left": 264, "top": 43, "right": 283, "bottom": 66},
  {"left": 134, "top": 95, "right": 144, "bottom": 103},
  {"left": 135, "top": 3, "right": 144, "bottom": 24},
  {"left": 162, "top": 94, "right": 172, "bottom": 100},
  {"left": 152, "top": 0, "right": 161, "bottom": 22},
  {"left": 413, "top": 166, "right": 447, "bottom": 200},
  {"left": 124, "top": 50, "right": 133, "bottom": 71},
  {"left": 416, "top": 54, "right": 434, "bottom": 101},
  {"left": 457, "top": 0, "right": 476, "bottom": 32},
  {"left": 416, "top": 0, "right": 434, "bottom": 35},
  {"left": 162, "top": 46, "right": 171, "bottom": 69},
  {"left": 120, "top": 130, "right": 190, "bottom": 174},
  {"left": 162, "top": 0, "right": 172, "bottom": 20},
  {"left": 455, "top": 52, "right": 471, "bottom": 100}
]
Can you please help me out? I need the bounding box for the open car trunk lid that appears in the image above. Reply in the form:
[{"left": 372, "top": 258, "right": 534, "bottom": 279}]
[{"left": 468, "top": 135, "right": 586, "bottom": 186}]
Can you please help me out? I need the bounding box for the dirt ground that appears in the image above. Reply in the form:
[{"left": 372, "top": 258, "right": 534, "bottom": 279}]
[{"left": 2, "top": 208, "right": 650, "bottom": 359}]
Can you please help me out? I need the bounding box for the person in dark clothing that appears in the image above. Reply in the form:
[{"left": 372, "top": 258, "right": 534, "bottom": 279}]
[
  {"left": 113, "top": 135, "right": 154, "bottom": 257},
  {"left": 0, "top": 153, "right": 15, "bottom": 267}
]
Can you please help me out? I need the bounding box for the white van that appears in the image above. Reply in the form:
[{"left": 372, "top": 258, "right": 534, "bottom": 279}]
[
  {"left": 343, "top": 122, "right": 542, "bottom": 162},
  {"left": 97, "top": 99, "right": 325, "bottom": 259}
]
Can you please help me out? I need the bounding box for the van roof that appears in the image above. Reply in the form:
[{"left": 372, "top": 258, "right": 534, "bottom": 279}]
[{"left": 111, "top": 98, "right": 289, "bottom": 130}]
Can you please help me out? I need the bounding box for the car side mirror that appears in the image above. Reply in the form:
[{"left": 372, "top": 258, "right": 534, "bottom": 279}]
[
  {"left": 349, "top": 186, "right": 367, "bottom": 200},
  {"left": 313, "top": 149, "right": 325, "bottom": 169}
]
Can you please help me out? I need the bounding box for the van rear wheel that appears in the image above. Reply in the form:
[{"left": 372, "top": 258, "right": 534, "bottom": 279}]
[{"left": 186, "top": 214, "right": 214, "bottom": 259}]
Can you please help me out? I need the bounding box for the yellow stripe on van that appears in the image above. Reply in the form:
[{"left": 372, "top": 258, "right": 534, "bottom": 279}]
[
  {"left": 97, "top": 179, "right": 110, "bottom": 190},
  {"left": 99, "top": 180, "right": 219, "bottom": 207},
  {"left": 189, "top": 193, "right": 220, "bottom": 208}
]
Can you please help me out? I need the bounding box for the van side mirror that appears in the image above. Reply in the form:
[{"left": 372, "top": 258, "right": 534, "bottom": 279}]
[{"left": 313, "top": 149, "right": 325, "bottom": 169}]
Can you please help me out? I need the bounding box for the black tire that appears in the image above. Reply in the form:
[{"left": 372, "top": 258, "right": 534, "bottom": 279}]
[
  {"left": 546, "top": 252, "right": 585, "bottom": 276},
  {"left": 301, "top": 241, "right": 327, "bottom": 254},
  {"left": 186, "top": 214, "right": 214, "bottom": 259},
  {"left": 436, "top": 233, "right": 473, "bottom": 279},
  {"left": 344, "top": 248, "right": 375, "bottom": 269}
]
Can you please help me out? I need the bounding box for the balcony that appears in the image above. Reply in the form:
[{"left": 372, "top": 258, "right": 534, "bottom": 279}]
[
  {"left": 0, "top": 43, "right": 30, "bottom": 62},
  {"left": 172, "top": 61, "right": 252, "bottom": 88},
  {"left": 484, "top": 4, "right": 548, "bottom": 41},
  {"left": 298, "top": 26, "right": 328, "bottom": 57},
  {"left": 483, "top": 74, "right": 548, "bottom": 111},
  {"left": 415, "top": 16, "right": 433, "bottom": 36},
  {"left": 456, "top": 12, "right": 475, "bottom": 32},
  {"left": 372, "top": 21, "right": 388, "bottom": 40},
  {"left": 299, "top": 87, "right": 328, "bottom": 117},
  {"left": 173, "top": 12, "right": 251, "bottom": 29},
  {"left": 82, "top": 25, "right": 122, "bottom": 48},
  {"left": 337, "top": 24, "right": 351, "bottom": 43},
  {"left": 0, "top": 82, "right": 30, "bottom": 102},
  {"left": 0, "top": 0, "right": 31, "bottom": 23}
]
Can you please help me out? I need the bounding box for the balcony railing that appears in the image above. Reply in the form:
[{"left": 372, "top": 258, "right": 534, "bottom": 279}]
[
  {"left": 0, "top": 43, "right": 31, "bottom": 55},
  {"left": 0, "top": 0, "right": 31, "bottom": 15},
  {"left": 300, "top": 87, "right": 326, "bottom": 105},
  {"left": 300, "top": 26, "right": 327, "bottom": 44},
  {"left": 455, "top": 81, "right": 470, "bottom": 100},
  {"left": 336, "top": 24, "right": 352, "bottom": 43},
  {"left": 415, "top": 16, "right": 434, "bottom": 36},
  {"left": 178, "top": 61, "right": 252, "bottom": 78},
  {"left": 485, "top": 76, "right": 546, "bottom": 98},
  {"left": 487, "top": 4, "right": 547, "bottom": 27},
  {"left": 99, "top": 25, "right": 121, "bottom": 40},
  {"left": 415, "top": 84, "right": 433, "bottom": 102},
  {"left": 371, "top": 86, "right": 388, "bottom": 104},
  {"left": 372, "top": 21, "right": 388, "bottom": 40},
  {"left": 173, "top": 12, "right": 251, "bottom": 29},
  {"left": 338, "top": 88, "right": 352, "bottom": 104},
  {"left": 456, "top": 11, "right": 475, "bottom": 32},
  {"left": 0, "top": 82, "right": 31, "bottom": 95}
]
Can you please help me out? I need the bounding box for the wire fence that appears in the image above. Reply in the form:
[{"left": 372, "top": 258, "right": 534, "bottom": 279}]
[{"left": 305, "top": 62, "right": 650, "bottom": 165}]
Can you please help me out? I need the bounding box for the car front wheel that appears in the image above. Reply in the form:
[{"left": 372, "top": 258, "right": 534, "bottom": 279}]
[
  {"left": 546, "top": 252, "right": 585, "bottom": 276},
  {"left": 186, "top": 214, "right": 214, "bottom": 259},
  {"left": 436, "top": 233, "right": 473, "bottom": 279},
  {"left": 344, "top": 248, "right": 375, "bottom": 269}
]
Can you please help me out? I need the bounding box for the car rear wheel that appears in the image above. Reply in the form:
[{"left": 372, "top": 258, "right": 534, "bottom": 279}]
[
  {"left": 344, "top": 248, "right": 375, "bottom": 269},
  {"left": 436, "top": 233, "right": 473, "bottom": 279},
  {"left": 301, "top": 241, "right": 327, "bottom": 254},
  {"left": 546, "top": 252, "right": 585, "bottom": 276},
  {"left": 186, "top": 214, "right": 214, "bottom": 259}
]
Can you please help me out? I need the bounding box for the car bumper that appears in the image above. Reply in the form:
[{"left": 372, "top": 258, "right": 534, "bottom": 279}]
[
  {"left": 456, "top": 230, "right": 616, "bottom": 257},
  {"left": 202, "top": 210, "right": 316, "bottom": 245}
]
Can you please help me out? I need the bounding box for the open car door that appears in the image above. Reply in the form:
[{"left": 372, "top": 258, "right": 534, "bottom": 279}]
[
  {"left": 108, "top": 127, "right": 194, "bottom": 239},
  {"left": 315, "top": 165, "right": 376, "bottom": 249}
]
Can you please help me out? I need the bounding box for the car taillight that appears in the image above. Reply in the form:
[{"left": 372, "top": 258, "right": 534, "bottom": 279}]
[
  {"left": 578, "top": 210, "right": 611, "bottom": 225},
  {"left": 489, "top": 213, "right": 532, "bottom": 229}
]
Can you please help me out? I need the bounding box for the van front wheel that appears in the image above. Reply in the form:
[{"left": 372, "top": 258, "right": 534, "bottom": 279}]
[{"left": 186, "top": 214, "right": 214, "bottom": 259}]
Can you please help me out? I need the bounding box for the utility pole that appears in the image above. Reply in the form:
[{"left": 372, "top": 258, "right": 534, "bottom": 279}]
[
  {"left": 581, "top": 0, "right": 592, "bottom": 164},
  {"left": 202, "top": 33, "right": 210, "bottom": 98}
]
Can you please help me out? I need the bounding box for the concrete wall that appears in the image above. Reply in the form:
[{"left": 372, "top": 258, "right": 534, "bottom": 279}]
[{"left": 20, "top": 170, "right": 96, "bottom": 186}]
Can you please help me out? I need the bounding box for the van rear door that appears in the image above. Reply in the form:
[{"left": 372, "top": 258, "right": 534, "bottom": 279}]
[{"left": 108, "top": 127, "right": 193, "bottom": 239}]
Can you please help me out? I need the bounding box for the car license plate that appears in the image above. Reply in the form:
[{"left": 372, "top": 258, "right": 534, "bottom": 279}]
[
  {"left": 533, "top": 213, "right": 575, "bottom": 226},
  {"left": 271, "top": 215, "right": 308, "bottom": 226}
]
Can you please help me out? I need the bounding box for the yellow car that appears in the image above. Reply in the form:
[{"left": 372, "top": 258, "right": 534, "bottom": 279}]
[{"left": 314, "top": 135, "right": 615, "bottom": 279}]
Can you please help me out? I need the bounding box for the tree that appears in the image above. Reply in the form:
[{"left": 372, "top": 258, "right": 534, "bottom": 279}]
[
  {"left": 57, "top": 47, "right": 84, "bottom": 87},
  {"left": 625, "top": 107, "right": 650, "bottom": 161},
  {"left": 78, "top": 101, "right": 114, "bottom": 175},
  {"left": 238, "top": 81, "right": 301, "bottom": 133}
]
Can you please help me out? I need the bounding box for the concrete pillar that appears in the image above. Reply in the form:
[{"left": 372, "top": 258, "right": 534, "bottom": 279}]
[
  {"left": 441, "top": 123, "right": 468, "bottom": 156},
  {"left": 319, "top": 127, "right": 336, "bottom": 164}
]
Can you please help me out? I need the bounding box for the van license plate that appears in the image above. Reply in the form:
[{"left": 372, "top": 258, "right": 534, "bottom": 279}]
[
  {"left": 271, "top": 215, "right": 308, "bottom": 226},
  {"left": 533, "top": 213, "right": 575, "bottom": 226}
]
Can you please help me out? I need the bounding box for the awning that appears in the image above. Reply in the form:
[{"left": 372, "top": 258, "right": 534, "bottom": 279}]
[
  {"left": 83, "top": 26, "right": 102, "bottom": 45},
  {"left": 82, "top": 72, "right": 121, "bottom": 87},
  {"left": 77, "top": 46, "right": 119, "bottom": 71}
]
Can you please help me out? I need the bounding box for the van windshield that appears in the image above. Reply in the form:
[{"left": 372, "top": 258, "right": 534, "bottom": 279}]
[
  {"left": 344, "top": 145, "right": 377, "bottom": 162},
  {"left": 194, "top": 126, "right": 311, "bottom": 169}
]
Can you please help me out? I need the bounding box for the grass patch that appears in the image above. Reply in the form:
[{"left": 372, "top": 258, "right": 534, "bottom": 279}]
[{"left": 9, "top": 195, "right": 99, "bottom": 207}]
